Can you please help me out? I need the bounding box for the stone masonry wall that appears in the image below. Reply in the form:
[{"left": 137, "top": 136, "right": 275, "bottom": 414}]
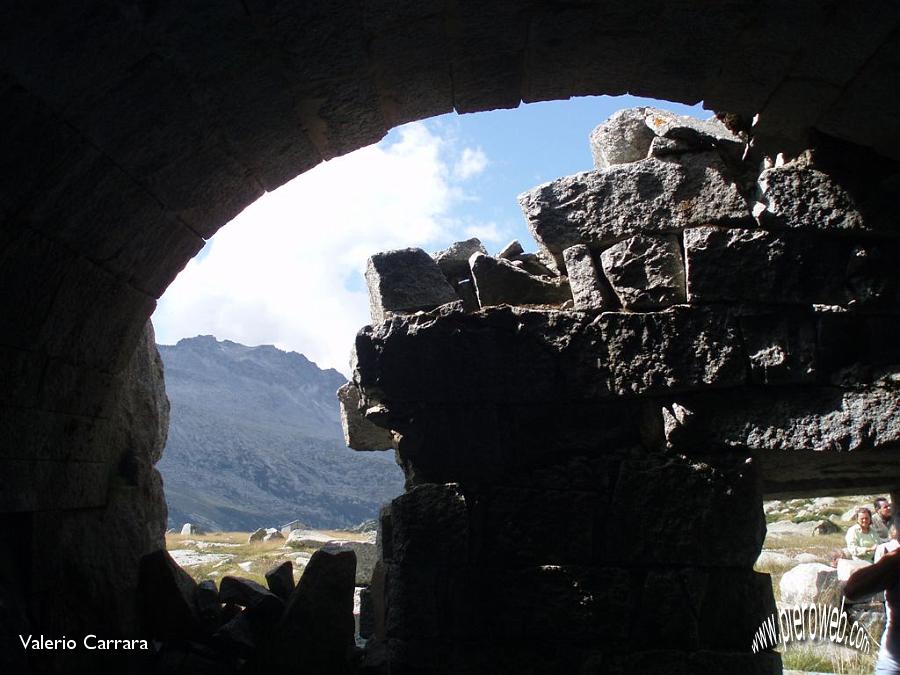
[{"left": 342, "top": 108, "right": 900, "bottom": 674}]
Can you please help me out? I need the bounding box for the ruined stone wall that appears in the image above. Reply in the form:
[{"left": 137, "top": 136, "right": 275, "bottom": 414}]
[{"left": 343, "top": 108, "right": 900, "bottom": 673}]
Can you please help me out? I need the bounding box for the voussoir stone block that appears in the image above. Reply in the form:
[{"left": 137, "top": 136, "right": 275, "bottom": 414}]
[
  {"left": 519, "top": 154, "right": 751, "bottom": 272},
  {"left": 599, "top": 234, "right": 686, "bottom": 310},
  {"left": 562, "top": 244, "right": 611, "bottom": 311},
  {"left": 469, "top": 252, "right": 571, "bottom": 307},
  {"left": 337, "top": 382, "right": 393, "bottom": 450},
  {"left": 365, "top": 248, "right": 458, "bottom": 324}
]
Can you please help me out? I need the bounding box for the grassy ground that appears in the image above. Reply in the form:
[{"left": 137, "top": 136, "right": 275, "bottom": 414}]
[
  {"left": 758, "top": 494, "right": 885, "bottom": 674},
  {"left": 165, "top": 529, "right": 372, "bottom": 587}
]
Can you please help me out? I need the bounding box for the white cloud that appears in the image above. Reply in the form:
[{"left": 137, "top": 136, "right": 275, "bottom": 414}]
[
  {"left": 453, "top": 147, "right": 488, "bottom": 180},
  {"left": 153, "top": 123, "right": 504, "bottom": 377}
]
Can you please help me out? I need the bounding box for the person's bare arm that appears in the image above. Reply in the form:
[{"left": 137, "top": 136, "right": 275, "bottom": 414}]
[{"left": 845, "top": 548, "right": 900, "bottom": 600}]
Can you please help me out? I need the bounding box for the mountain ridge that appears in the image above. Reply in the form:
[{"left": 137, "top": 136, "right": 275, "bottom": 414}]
[{"left": 156, "top": 335, "right": 404, "bottom": 531}]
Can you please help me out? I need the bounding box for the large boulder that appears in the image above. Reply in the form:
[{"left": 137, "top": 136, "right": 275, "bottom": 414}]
[
  {"left": 518, "top": 154, "right": 751, "bottom": 272},
  {"left": 754, "top": 551, "right": 797, "bottom": 571},
  {"left": 365, "top": 248, "right": 458, "bottom": 324},
  {"left": 767, "top": 520, "right": 840, "bottom": 537},
  {"left": 779, "top": 563, "right": 839, "bottom": 606}
]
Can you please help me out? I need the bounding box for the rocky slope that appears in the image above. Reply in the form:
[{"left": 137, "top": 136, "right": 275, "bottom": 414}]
[{"left": 156, "top": 336, "right": 404, "bottom": 531}]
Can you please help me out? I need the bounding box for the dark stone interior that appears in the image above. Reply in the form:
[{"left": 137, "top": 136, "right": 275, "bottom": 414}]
[{"left": 2, "top": 3, "right": 900, "bottom": 673}]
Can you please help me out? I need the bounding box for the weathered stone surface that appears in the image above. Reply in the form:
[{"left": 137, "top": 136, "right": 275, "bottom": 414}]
[
  {"left": 248, "top": 527, "right": 266, "bottom": 543},
  {"left": 475, "top": 485, "right": 599, "bottom": 565},
  {"left": 648, "top": 135, "right": 695, "bottom": 157},
  {"left": 817, "top": 312, "right": 900, "bottom": 380},
  {"left": 497, "top": 239, "right": 524, "bottom": 260},
  {"left": 262, "top": 527, "right": 283, "bottom": 541},
  {"left": 684, "top": 226, "right": 900, "bottom": 307},
  {"left": 638, "top": 568, "right": 775, "bottom": 650},
  {"left": 599, "top": 234, "right": 686, "bottom": 310},
  {"left": 511, "top": 251, "right": 556, "bottom": 278},
  {"left": 740, "top": 313, "right": 817, "bottom": 384},
  {"left": 757, "top": 163, "right": 868, "bottom": 233},
  {"left": 562, "top": 244, "right": 610, "bottom": 311},
  {"left": 219, "top": 576, "right": 284, "bottom": 620},
  {"left": 391, "top": 484, "right": 468, "bottom": 567},
  {"left": 195, "top": 579, "right": 222, "bottom": 632},
  {"left": 137, "top": 549, "right": 202, "bottom": 640},
  {"left": 337, "top": 382, "right": 393, "bottom": 451},
  {"left": 596, "top": 307, "right": 746, "bottom": 396},
  {"left": 589, "top": 107, "right": 655, "bottom": 170},
  {"left": 354, "top": 305, "right": 745, "bottom": 406},
  {"left": 779, "top": 563, "right": 838, "bottom": 606},
  {"left": 754, "top": 551, "right": 796, "bottom": 571},
  {"left": 767, "top": 520, "right": 839, "bottom": 537},
  {"left": 453, "top": 277, "right": 480, "bottom": 312},
  {"left": 212, "top": 613, "right": 257, "bottom": 658},
  {"left": 605, "top": 453, "right": 765, "bottom": 566},
  {"left": 280, "top": 520, "right": 305, "bottom": 537},
  {"left": 469, "top": 252, "right": 571, "bottom": 307},
  {"left": 837, "top": 557, "right": 870, "bottom": 582},
  {"left": 644, "top": 107, "right": 743, "bottom": 153},
  {"left": 519, "top": 154, "right": 751, "bottom": 272},
  {"left": 259, "top": 548, "right": 356, "bottom": 673},
  {"left": 328, "top": 540, "right": 377, "bottom": 585},
  {"left": 365, "top": 248, "right": 458, "bottom": 324},
  {"left": 661, "top": 387, "right": 900, "bottom": 453},
  {"left": 181, "top": 522, "right": 197, "bottom": 535},
  {"left": 265, "top": 561, "right": 295, "bottom": 601},
  {"left": 433, "top": 237, "right": 486, "bottom": 281},
  {"left": 286, "top": 529, "right": 334, "bottom": 547}
]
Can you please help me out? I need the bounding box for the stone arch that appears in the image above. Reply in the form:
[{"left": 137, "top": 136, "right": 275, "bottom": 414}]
[{"left": 2, "top": 3, "right": 900, "bottom": 673}]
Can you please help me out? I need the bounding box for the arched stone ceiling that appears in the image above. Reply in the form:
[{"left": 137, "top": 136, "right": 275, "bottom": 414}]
[{"left": 1, "top": 2, "right": 899, "bottom": 509}]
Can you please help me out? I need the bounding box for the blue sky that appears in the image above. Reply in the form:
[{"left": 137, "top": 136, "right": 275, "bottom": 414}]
[{"left": 153, "top": 95, "right": 705, "bottom": 375}]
